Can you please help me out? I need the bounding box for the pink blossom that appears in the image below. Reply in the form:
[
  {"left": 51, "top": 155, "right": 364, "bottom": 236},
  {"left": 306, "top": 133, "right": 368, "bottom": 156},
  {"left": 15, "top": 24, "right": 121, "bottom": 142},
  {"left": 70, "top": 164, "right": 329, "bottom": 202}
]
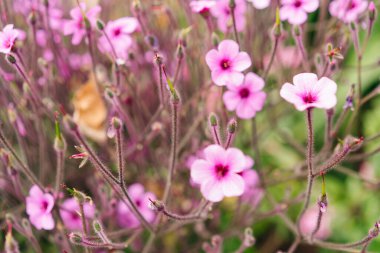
[
  {"left": 190, "top": 145, "right": 246, "bottom": 202},
  {"left": 300, "top": 207, "right": 331, "bottom": 239},
  {"left": 116, "top": 183, "right": 156, "bottom": 228},
  {"left": 63, "top": 3, "right": 101, "bottom": 45},
  {"left": 0, "top": 24, "right": 22, "bottom": 54},
  {"left": 26, "top": 185, "right": 55, "bottom": 230},
  {"left": 280, "top": 73, "right": 337, "bottom": 111},
  {"left": 190, "top": 0, "right": 216, "bottom": 14},
  {"left": 205, "top": 40, "right": 251, "bottom": 86},
  {"left": 248, "top": 0, "right": 271, "bottom": 9},
  {"left": 329, "top": 0, "right": 368, "bottom": 23},
  {"left": 280, "top": 0, "right": 319, "bottom": 25},
  {"left": 239, "top": 156, "right": 263, "bottom": 206},
  {"left": 98, "top": 17, "right": 138, "bottom": 60},
  {"left": 223, "top": 72, "right": 266, "bottom": 119},
  {"left": 211, "top": 0, "right": 246, "bottom": 32},
  {"left": 59, "top": 198, "right": 95, "bottom": 230}
]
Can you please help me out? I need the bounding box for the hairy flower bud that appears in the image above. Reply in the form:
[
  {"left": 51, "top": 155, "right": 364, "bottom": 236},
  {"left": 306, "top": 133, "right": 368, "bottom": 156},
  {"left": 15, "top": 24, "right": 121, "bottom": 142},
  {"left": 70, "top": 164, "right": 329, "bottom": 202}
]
[
  {"left": 227, "top": 119, "right": 237, "bottom": 134},
  {"left": 209, "top": 113, "right": 218, "bottom": 127},
  {"left": 96, "top": 19, "right": 105, "bottom": 31}
]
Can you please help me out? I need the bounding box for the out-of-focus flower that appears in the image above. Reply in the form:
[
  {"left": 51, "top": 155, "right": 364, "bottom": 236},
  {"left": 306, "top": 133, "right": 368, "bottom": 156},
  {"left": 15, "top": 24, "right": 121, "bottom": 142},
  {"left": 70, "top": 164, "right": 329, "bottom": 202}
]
[
  {"left": 116, "top": 183, "right": 156, "bottom": 228},
  {"left": 26, "top": 185, "right": 55, "bottom": 230},
  {"left": 205, "top": 40, "right": 251, "bottom": 86},
  {"left": 280, "top": 73, "right": 337, "bottom": 111},
  {"left": 59, "top": 198, "right": 95, "bottom": 230},
  {"left": 329, "top": 0, "right": 368, "bottom": 23},
  {"left": 190, "top": 0, "right": 216, "bottom": 14},
  {"left": 64, "top": 3, "right": 101, "bottom": 45},
  {"left": 72, "top": 73, "right": 107, "bottom": 142},
  {"left": 223, "top": 72, "right": 266, "bottom": 119},
  {"left": 0, "top": 24, "right": 22, "bottom": 54},
  {"left": 98, "top": 17, "right": 138, "bottom": 60},
  {"left": 264, "top": 45, "right": 302, "bottom": 71},
  {"left": 248, "top": 0, "right": 271, "bottom": 9},
  {"left": 211, "top": 0, "right": 246, "bottom": 32},
  {"left": 300, "top": 207, "right": 331, "bottom": 239},
  {"left": 190, "top": 145, "right": 246, "bottom": 202},
  {"left": 239, "top": 156, "right": 264, "bottom": 206},
  {"left": 280, "top": 0, "right": 319, "bottom": 25}
]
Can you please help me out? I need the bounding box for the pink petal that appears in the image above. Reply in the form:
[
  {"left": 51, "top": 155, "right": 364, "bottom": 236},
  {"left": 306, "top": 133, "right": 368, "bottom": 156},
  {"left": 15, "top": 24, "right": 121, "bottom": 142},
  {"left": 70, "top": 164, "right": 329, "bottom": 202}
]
[
  {"left": 29, "top": 185, "right": 43, "bottom": 198},
  {"left": 302, "top": 0, "right": 319, "bottom": 12},
  {"left": 225, "top": 148, "right": 246, "bottom": 172},
  {"left": 248, "top": 91, "right": 266, "bottom": 111},
  {"left": 128, "top": 183, "right": 145, "bottom": 198},
  {"left": 223, "top": 91, "right": 241, "bottom": 111},
  {"left": 43, "top": 193, "right": 55, "bottom": 213},
  {"left": 293, "top": 73, "right": 318, "bottom": 92},
  {"left": 218, "top": 40, "right": 239, "bottom": 58},
  {"left": 211, "top": 69, "right": 230, "bottom": 86},
  {"left": 232, "top": 52, "right": 252, "bottom": 71},
  {"left": 236, "top": 99, "right": 257, "bottom": 119},
  {"left": 280, "top": 82, "right": 304, "bottom": 109},
  {"left": 228, "top": 71, "right": 245, "bottom": 86},
  {"left": 250, "top": 0, "right": 271, "bottom": 9},
  {"left": 288, "top": 9, "right": 308, "bottom": 25},
  {"left": 205, "top": 49, "right": 221, "bottom": 69},
  {"left": 222, "top": 174, "right": 245, "bottom": 197},
  {"left": 244, "top": 72, "right": 264, "bottom": 91},
  {"left": 204, "top": 144, "right": 226, "bottom": 165},
  {"left": 201, "top": 179, "right": 224, "bottom": 202},
  {"left": 191, "top": 160, "right": 214, "bottom": 184}
]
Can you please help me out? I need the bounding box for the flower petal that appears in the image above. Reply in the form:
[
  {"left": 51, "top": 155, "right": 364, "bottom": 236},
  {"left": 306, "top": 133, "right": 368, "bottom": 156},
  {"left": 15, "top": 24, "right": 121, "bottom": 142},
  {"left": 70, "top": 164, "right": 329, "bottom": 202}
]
[{"left": 222, "top": 174, "right": 245, "bottom": 197}]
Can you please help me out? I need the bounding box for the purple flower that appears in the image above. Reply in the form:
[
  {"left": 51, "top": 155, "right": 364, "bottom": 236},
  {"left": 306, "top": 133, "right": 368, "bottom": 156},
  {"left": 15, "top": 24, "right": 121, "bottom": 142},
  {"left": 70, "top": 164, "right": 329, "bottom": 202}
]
[
  {"left": 59, "top": 198, "right": 95, "bottom": 230},
  {"left": 26, "top": 185, "right": 55, "bottom": 230},
  {"left": 0, "top": 24, "right": 22, "bottom": 54},
  {"left": 190, "top": 145, "right": 246, "bottom": 202},
  {"left": 63, "top": 3, "right": 101, "bottom": 45},
  {"left": 116, "top": 183, "right": 156, "bottom": 228},
  {"left": 223, "top": 72, "right": 266, "bottom": 119},
  {"left": 248, "top": 0, "right": 271, "bottom": 9},
  {"left": 329, "top": 0, "right": 368, "bottom": 23},
  {"left": 98, "top": 17, "right": 138, "bottom": 60},
  {"left": 280, "top": 73, "right": 337, "bottom": 111},
  {"left": 190, "top": 0, "right": 216, "bottom": 14},
  {"left": 211, "top": 0, "right": 246, "bottom": 32},
  {"left": 205, "top": 40, "right": 251, "bottom": 86},
  {"left": 280, "top": 0, "right": 319, "bottom": 25}
]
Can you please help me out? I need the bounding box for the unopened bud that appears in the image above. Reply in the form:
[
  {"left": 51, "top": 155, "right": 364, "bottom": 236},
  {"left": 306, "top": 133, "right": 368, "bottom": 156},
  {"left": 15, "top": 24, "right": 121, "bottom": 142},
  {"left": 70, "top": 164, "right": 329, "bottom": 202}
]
[
  {"left": 318, "top": 194, "right": 328, "bottom": 213},
  {"left": 170, "top": 89, "right": 180, "bottom": 105},
  {"left": 96, "top": 19, "right": 105, "bottom": 31},
  {"left": 84, "top": 16, "right": 91, "bottom": 30},
  {"left": 209, "top": 113, "right": 218, "bottom": 127},
  {"left": 293, "top": 25, "right": 301, "bottom": 36},
  {"left": 229, "top": 0, "right": 236, "bottom": 9},
  {"left": 6, "top": 54, "right": 16, "bottom": 64},
  {"left": 149, "top": 199, "right": 164, "bottom": 212},
  {"left": 69, "top": 232, "right": 83, "bottom": 244},
  {"left": 145, "top": 35, "right": 159, "bottom": 49},
  {"left": 93, "top": 220, "right": 102, "bottom": 232},
  {"left": 369, "top": 2, "right": 376, "bottom": 20},
  {"left": 243, "top": 228, "right": 256, "bottom": 247},
  {"left": 28, "top": 11, "right": 37, "bottom": 25},
  {"left": 227, "top": 119, "right": 237, "bottom": 134},
  {"left": 212, "top": 32, "right": 220, "bottom": 47},
  {"left": 111, "top": 117, "right": 122, "bottom": 129}
]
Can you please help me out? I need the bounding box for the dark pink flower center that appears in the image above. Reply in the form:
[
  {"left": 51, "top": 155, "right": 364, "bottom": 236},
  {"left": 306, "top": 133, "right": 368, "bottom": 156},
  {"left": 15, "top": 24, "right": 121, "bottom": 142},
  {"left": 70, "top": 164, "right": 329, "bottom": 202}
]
[
  {"left": 294, "top": 0, "right": 302, "bottom": 8},
  {"left": 3, "top": 39, "right": 11, "bottom": 49},
  {"left": 302, "top": 93, "right": 317, "bottom": 104},
  {"left": 239, "top": 88, "right": 250, "bottom": 98},
  {"left": 135, "top": 199, "right": 142, "bottom": 207},
  {"left": 349, "top": 1, "right": 357, "bottom": 9},
  {"left": 113, "top": 27, "right": 122, "bottom": 37},
  {"left": 224, "top": 8, "right": 231, "bottom": 15},
  {"left": 41, "top": 200, "right": 49, "bottom": 211},
  {"left": 71, "top": 212, "right": 80, "bottom": 220},
  {"left": 215, "top": 164, "right": 229, "bottom": 179},
  {"left": 220, "top": 59, "right": 231, "bottom": 70}
]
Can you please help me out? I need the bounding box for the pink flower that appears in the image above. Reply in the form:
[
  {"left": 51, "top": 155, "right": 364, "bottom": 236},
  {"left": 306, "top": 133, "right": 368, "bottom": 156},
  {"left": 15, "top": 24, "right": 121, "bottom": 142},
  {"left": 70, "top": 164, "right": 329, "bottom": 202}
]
[
  {"left": 300, "top": 207, "right": 331, "bottom": 239},
  {"left": 223, "top": 72, "right": 266, "bottom": 119},
  {"left": 26, "top": 185, "right": 55, "bottom": 230},
  {"left": 248, "top": 0, "right": 271, "bottom": 9},
  {"left": 205, "top": 40, "right": 251, "bottom": 86},
  {"left": 211, "top": 0, "right": 246, "bottom": 32},
  {"left": 190, "top": 1, "right": 216, "bottom": 14},
  {"left": 64, "top": 3, "right": 101, "bottom": 45},
  {"left": 116, "top": 183, "right": 156, "bottom": 228},
  {"left": 329, "top": 0, "right": 368, "bottom": 23},
  {"left": 280, "top": 73, "right": 337, "bottom": 111},
  {"left": 0, "top": 24, "right": 21, "bottom": 54},
  {"left": 98, "top": 17, "right": 138, "bottom": 60},
  {"left": 190, "top": 145, "right": 246, "bottom": 202},
  {"left": 280, "top": 0, "right": 319, "bottom": 25},
  {"left": 59, "top": 198, "right": 95, "bottom": 230}
]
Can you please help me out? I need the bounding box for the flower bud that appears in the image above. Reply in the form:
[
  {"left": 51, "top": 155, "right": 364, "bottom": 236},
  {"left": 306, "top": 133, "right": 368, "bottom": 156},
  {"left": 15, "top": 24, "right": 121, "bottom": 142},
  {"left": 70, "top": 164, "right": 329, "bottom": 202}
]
[
  {"left": 243, "top": 228, "right": 256, "bottom": 247},
  {"left": 227, "top": 119, "right": 237, "bottom": 134},
  {"left": 93, "top": 220, "right": 102, "bottom": 232},
  {"left": 209, "top": 113, "right": 218, "bottom": 127},
  {"left": 318, "top": 194, "right": 328, "bottom": 213},
  {"left": 69, "top": 232, "right": 83, "bottom": 244},
  {"left": 6, "top": 54, "right": 16, "bottom": 64},
  {"left": 170, "top": 89, "right": 181, "bottom": 105},
  {"left": 293, "top": 25, "right": 301, "bottom": 36},
  {"left": 111, "top": 117, "right": 122, "bottom": 129},
  {"left": 369, "top": 1, "right": 376, "bottom": 21},
  {"left": 149, "top": 199, "right": 164, "bottom": 212},
  {"left": 145, "top": 35, "right": 159, "bottom": 49},
  {"left": 212, "top": 32, "right": 220, "bottom": 47},
  {"left": 96, "top": 19, "right": 105, "bottom": 31}
]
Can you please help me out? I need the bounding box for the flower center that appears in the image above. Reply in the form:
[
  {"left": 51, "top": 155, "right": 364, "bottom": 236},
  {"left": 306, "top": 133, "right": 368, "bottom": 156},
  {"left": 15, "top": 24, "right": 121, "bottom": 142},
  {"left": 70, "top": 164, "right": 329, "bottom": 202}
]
[
  {"left": 220, "top": 59, "right": 231, "bottom": 70},
  {"left": 294, "top": 0, "right": 302, "bottom": 8},
  {"left": 113, "top": 28, "right": 122, "bottom": 37},
  {"left": 349, "top": 1, "right": 357, "bottom": 9},
  {"left": 302, "top": 93, "right": 317, "bottom": 104},
  {"left": 41, "top": 200, "right": 49, "bottom": 211},
  {"left": 71, "top": 212, "right": 80, "bottom": 220},
  {"left": 215, "top": 164, "right": 229, "bottom": 179},
  {"left": 239, "top": 88, "right": 250, "bottom": 98},
  {"left": 135, "top": 199, "right": 141, "bottom": 207},
  {"left": 224, "top": 8, "right": 231, "bottom": 15}
]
